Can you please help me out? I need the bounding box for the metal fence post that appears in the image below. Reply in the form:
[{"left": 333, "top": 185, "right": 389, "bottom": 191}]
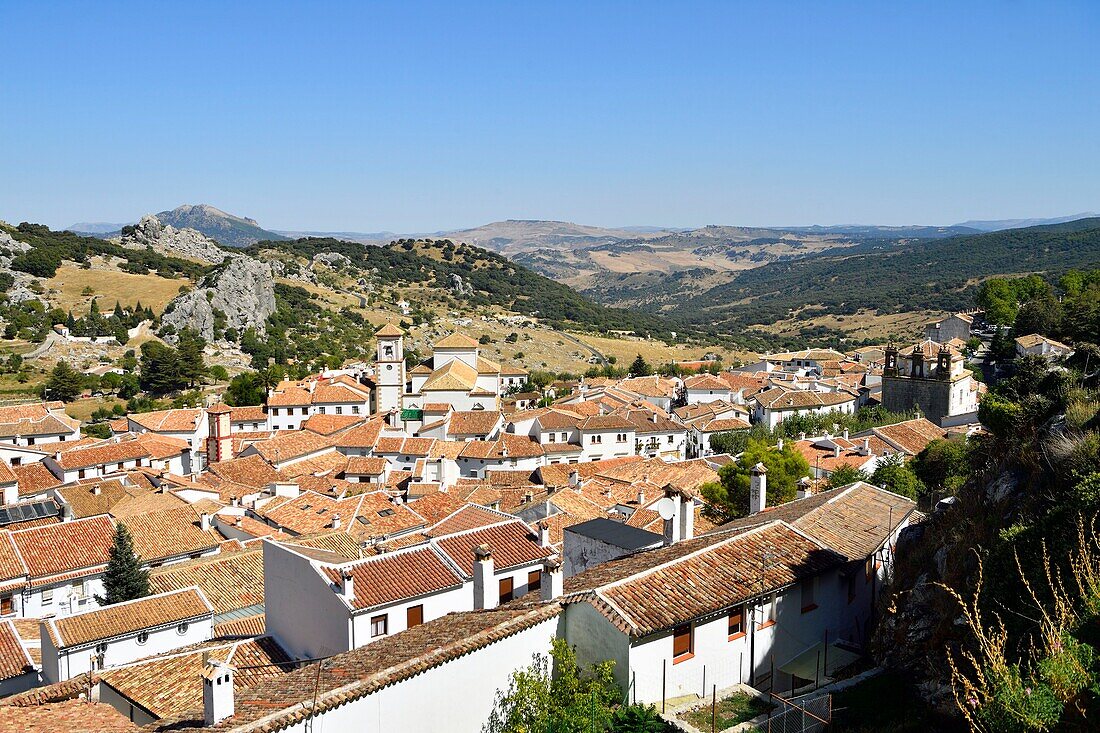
[
  {"left": 710, "top": 683, "right": 716, "bottom": 733},
  {"left": 662, "top": 659, "right": 667, "bottom": 713},
  {"left": 702, "top": 664, "right": 706, "bottom": 699}
]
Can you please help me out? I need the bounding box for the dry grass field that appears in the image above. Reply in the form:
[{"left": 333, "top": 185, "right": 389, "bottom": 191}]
[
  {"left": 756, "top": 307, "right": 938, "bottom": 343},
  {"left": 45, "top": 264, "right": 187, "bottom": 316}
]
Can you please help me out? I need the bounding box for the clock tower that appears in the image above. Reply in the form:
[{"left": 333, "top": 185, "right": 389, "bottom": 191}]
[{"left": 374, "top": 323, "right": 405, "bottom": 416}]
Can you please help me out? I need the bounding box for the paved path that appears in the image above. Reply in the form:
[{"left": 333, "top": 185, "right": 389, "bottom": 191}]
[
  {"left": 24, "top": 331, "right": 60, "bottom": 360},
  {"left": 560, "top": 331, "right": 607, "bottom": 367}
]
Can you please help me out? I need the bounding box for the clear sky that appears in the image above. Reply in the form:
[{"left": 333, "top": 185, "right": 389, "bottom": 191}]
[{"left": 2, "top": 1, "right": 1098, "bottom": 232}]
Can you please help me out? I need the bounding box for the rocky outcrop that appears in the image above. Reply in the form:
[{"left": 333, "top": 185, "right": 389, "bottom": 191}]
[
  {"left": 119, "top": 215, "right": 228, "bottom": 264},
  {"left": 268, "top": 258, "right": 316, "bottom": 284},
  {"left": 312, "top": 251, "right": 352, "bottom": 269},
  {"left": 450, "top": 273, "right": 473, "bottom": 296},
  {"left": 0, "top": 228, "right": 43, "bottom": 304},
  {"left": 161, "top": 256, "right": 276, "bottom": 342}
]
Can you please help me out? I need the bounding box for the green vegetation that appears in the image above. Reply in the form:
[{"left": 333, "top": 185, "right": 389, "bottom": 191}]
[
  {"left": 679, "top": 693, "right": 774, "bottom": 731},
  {"left": 628, "top": 354, "right": 652, "bottom": 377},
  {"left": 485, "top": 638, "right": 670, "bottom": 733},
  {"left": 139, "top": 329, "right": 206, "bottom": 394},
  {"left": 247, "top": 237, "right": 683, "bottom": 338},
  {"left": 95, "top": 524, "right": 150, "bottom": 605},
  {"left": 831, "top": 671, "right": 957, "bottom": 732},
  {"left": 44, "top": 360, "right": 83, "bottom": 402},
  {"left": 701, "top": 439, "right": 811, "bottom": 520}
]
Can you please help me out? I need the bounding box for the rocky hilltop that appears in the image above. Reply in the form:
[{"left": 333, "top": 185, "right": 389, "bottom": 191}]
[
  {"left": 161, "top": 255, "right": 276, "bottom": 342},
  {"left": 119, "top": 214, "right": 229, "bottom": 264},
  {"left": 155, "top": 204, "right": 286, "bottom": 248}
]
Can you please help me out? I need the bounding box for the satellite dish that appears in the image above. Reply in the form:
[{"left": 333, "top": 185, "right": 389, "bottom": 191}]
[{"left": 656, "top": 497, "right": 677, "bottom": 521}]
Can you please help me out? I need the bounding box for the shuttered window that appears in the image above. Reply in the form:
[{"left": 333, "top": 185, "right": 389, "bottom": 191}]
[
  {"left": 406, "top": 605, "right": 424, "bottom": 628},
  {"left": 673, "top": 623, "right": 693, "bottom": 662},
  {"left": 528, "top": 570, "right": 542, "bottom": 594},
  {"left": 728, "top": 607, "right": 744, "bottom": 639},
  {"left": 499, "top": 577, "right": 514, "bottom": 604}
]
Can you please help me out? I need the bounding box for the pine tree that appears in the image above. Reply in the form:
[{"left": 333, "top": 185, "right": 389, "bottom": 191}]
[
  {"left": 628, "top": 354, "right": 652, "bottom": 377},
  {"left": 96, "top": 524, "right": 150, "bottom": 605},
  {"left": 45, "top": 360, "right": 83, "bottom": 402}
]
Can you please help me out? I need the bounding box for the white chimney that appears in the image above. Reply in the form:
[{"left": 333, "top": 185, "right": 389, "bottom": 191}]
[
  {"left": 568, "top": 469, "right": 580, "bottom": 489},
  {"left": 798, "top": 432, "right": 806, "bottom": 441},
  {"left": 833, "top": 445, "right": 842, "bottom": 459},
  {"left": 331, "top": 513, "right": 342, "bottom": 530},
  {"left": 91, "top": 484, "right": 101, "bottom": 496},
  {"left": 537, "top": 520, "right": 551, "bottom": 548},
  {"left": 61, "top": 502, "right": 73, "bottom": 522},
  {"left": 797, "top": 476, "right": 814, "bottom": 500},
  {"left": 200, "top": 513, "right": 211, "bottom": 532},
  {"left": 202, "top": 657, "right": 235, "bottom": 726},
  {"left": 663, "top": 491, "right": 683, "bottom": 545},
  {"left": 473, "top": 544, "right": 496, "bottom": 610},
  {"left": 749, "top": 463, "right": 768, "bottom": 514},
  {"left": 861, "top": 438, "right": 871, "bottom": 456},
  {"left": 636, "top": 488, "right": 646, "bottom": 505},
  {"left": 776, "top": 438, "right": 784, "bottom": 451},
  {"left": 678, "top": 494, "right": 694, "bottom": 541},
  {"left": 338, "top": 568, "right": 354, "bottom": 600},
  {"left": 541, "top": 557, "right": 564, "bottom": 601}
]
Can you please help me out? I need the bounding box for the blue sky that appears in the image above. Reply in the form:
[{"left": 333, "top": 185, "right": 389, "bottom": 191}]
[{"left": 1, "top": 1, "right": 1098, "bottom": 232}]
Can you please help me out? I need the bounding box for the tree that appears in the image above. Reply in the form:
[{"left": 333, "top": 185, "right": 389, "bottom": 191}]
[
  {"left": 95, "top": 524, "right": 150, "bottom": 605},
  {"left": 209, "top": 365, "right": 229, "bottom": 383},
  {"left": 628, "top": 354, "right": 652, "bottom": 377},
  {"left": 175, "top": 328, "right": 207, "bottom": 387},
  {"left": 825, "top": 464, "right": 869, "bottom": 489},
  {"left": 911, "top": 438, "right": 970, "bottom": 499},
  {"left": 45, "top": 360, "right": 83, "bottom": 402},
  {"left": 869, "top": 453, "right": 925, "bottom": 500},
  {"left": 702, "top": 439, "right": 811, "bottom": 520},
  {"left": 223, "top": 372, "right": 265, "bottom": 406},
  {"left": 709, "top": 430, "right": 749, "bottom": 456},
  {"left": 1014, "top": 295, "right": 1063, "bottom": 338},
  {"left": 139, "top": 341, "right": 184, "bottom": 393}
]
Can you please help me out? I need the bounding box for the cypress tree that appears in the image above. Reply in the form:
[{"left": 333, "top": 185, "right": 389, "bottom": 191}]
[
  {"left": 96, "top": 524, "right": 150, "bottom": 605},
  {"left": 628, "top": 354, "right": 652, "bottom": 377}
]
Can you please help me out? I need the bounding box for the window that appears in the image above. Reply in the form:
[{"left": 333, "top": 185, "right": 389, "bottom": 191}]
[
  {"left": 801, "top": 578, "right": 817, "bottom": 613},
  {"left": 672, "top": 623, "right": 693, "bottom": 662},
  {"left": 78, "top": 469, "right": 86, "bottom": 479},
  {"left": 499, "top": 577, "right": 514, "bottom": 605},
  {"left": 528, "top": 570, "right": 542, "bottom": 594},
  {"left": 27, "top": 437, "right": 34, "bottom": 446},
  {"left": 728, "top": 606, "right": 745, "bottom": 640},
  {"left": 136, "top": 631, "right": 149, "bottom": 645},
  {"left": 616, "top": 433, "right": 626, "bottom": 443},
  {"left": 271, "top": 408, "right": 279, "bottom": 416},
  {"left": 177, "top": 622, "right": 189, "bottom": 635},
  {"left": 406, "top": 605, "right": 424, "bottom": 628},
  {"left": 592, "top": 434, "right": 602, "bottom": 444},
  {"left": 757, "top": 594, "right": 776, "bottom": 629},
  {"left": 352, "top": 406, "right": 360, "bottom": 414},
  {"left": 1, "top": 595, "right": 12, "bottom": 615},
  {"left": 336, "top": 406, "right": 343, "bottom": 415},
  {"left": 371, "top": 614, "right": 388, "bottom": 637},
  {"left": 668, "top": 435, "right": 674, "bottom": 444},
  {"left": 41, "top": 588, "right": 54, "bottom": 606},
  {"left": 548, "top": 433, "right": 556, "bottom": 443},
  {"left": 9, "top": 457, "right": 19, "bottom": 467}
]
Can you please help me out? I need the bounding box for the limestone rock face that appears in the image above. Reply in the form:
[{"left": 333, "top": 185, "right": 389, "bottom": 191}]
[
  {"left": 0, "top": 229, "right": 43, "bottom": 304},
  {"left": 161, "top": 256, "right": 276, "bottom": 342},
  {"left": 120, "top": 215, "right": 229, "bottom": 264},
  {"left": 450, "top": 273, "right": 473, "bottom": 296},
  {"left": 312, "top": 251, "right": 352, "bottom": 269}
]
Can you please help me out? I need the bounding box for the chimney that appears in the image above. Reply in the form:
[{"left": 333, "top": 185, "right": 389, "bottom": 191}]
[
  {"left": 636, "top": 488, "right": 646, "bottom": 505},
  {"left": 842, "top": 429, "right": 849, "bottom": 440},
  {"left": 651, "top": 413, "right": 657, "bottom": 424},
  {"left": 798, "top": 432, "right": 806, "bottom": 441},
  {"left": 91, "top": 484, "right": 101, "bottom": 496},
  {"left": 331, "top": 513, "right": 342, "bottom": 530},
  {"left": 833, "top": 445, "right": 841, "bottom": 459},
  {"left": 234, "top": 516, "right": 243, "bottom": 528},
  {"left": 861, "top": 438, "right": 871, "bottom": 456},
  {"left": 338, "top": 568, "right": 354, "bottom": 600},
  {"left": 568, "top": 469, "right": 580, "bottom": 489},
  {"left": 776, "top": 437, "right": 784, "bottom": 451},
  {"left": 473, "top": 545, "right": 495, "bottom": 610},
  {"left": 749, "top": 463, "right": 768, "bottom": 514},
  {"left": 537, "top": 520, "right": 551, "bottom": 548},
  {"left": 523, "top": 490, "right": 533, "bottom": 504},
  {"left": 541, "top": 557, "right": 564, "bottom": 601},
  {"left": 61, "top": 502, "right": 73, "bottom": 522},
  {"left": 663, "top": 490, "right": 683, "bottom": 545},
  {"left": 392, "top": 493, "right": 404, "bottom": 505},
  {"left": 231, "top": 497, "right": 240, "bottom": 508},
  {"left": 678, "top": 494, "right": 694, "bottom": 541},
  {"left": 201, "top": 657, "right": 235, "bottom": 726},
  {"left": 797, "top": 476, "right": 814, "bottom": 500},
  {"left": 200, "top": 513, "right": 211, "bottom": 532}
]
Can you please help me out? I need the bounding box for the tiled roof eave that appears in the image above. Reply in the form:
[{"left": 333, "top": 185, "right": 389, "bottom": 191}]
[{"left": 57, "top": 611, "right": 216, "bottom": 652}]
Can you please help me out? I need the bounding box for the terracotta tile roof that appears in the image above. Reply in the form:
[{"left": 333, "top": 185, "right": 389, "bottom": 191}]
[
  {"left": 579, "top": 414, "right": 636, "bottom": 431},
  {"left": 277, "top": 451, "right": 347, "bottom": 479},
  {"left": 266, "top": 385, "right": 312, "bottom": 407},
  {"left": 434, "top": 333, "right": 479, "bottom": 349},
  {"left": 755, "top": 387, "right": 856, "bottom": 410},
  {"left": 406, "top": 491, "right": 467, "bottom": 525},
  {"left": 476, "top": 355, "right": 501, "bottom": 374},
  {"left": 0, "top": 413, "right": 80, "bottom": 439},
  {"left": 258, "top": 491, "right": 424, "bottom": 540},
  {"left": 127, "top": 408, "right": 203, "bottom": 433},
  {"left": 344, "top": 456, "right": 388, "bottom": 476},
  {"left": 533, "top": 409, "right": 584, "bottom": 430},
  {"left": 566, "top": 522, "right": 843, "bottom": 636},
  {"left": 683, "top": 373, "right": 730, "bottom": 391},
  {"left": 867, "top": 418, "right": 948, "bottom": 456},
  {"left": 57, "top": 480, "right": 184, "bottom": 519},
  {"left": 207, "top": 454, "right": 281, "bottom": 489},
  {"left": 617, "top": 375, "right": 678, "bottom": 399},
  {"left": 335, "top": 418, "right": 386, "bottom": 449},
  {"left": 428, "top": 504, "right": 512, "bottom": 536},
  {"left": 0, "top": 532, "right": 26, "bottom": 583},
  {"left": 301, "top": 413, "right": 365, "bottom": 435},
  {"left": 54, "top": 440, "right": 151, "bottom": 470},
  {"left": 12, "top": 461, "right": 62, "bottom": 496},
  {"left": 447, "top": 410, "right": 503, "bottom": 436},
  {"left": 714, "top": 481, "right": 917, "bottom": 560},
  {"left": 536, "top": 456, "right": 643, "bottom": 488},
  {"left": 120, "top": 508, "right": 220, "bottom": 563},
  {"left": 791, "top": 439, "right": 877, "bottom": 474},
  {"left": 421, "top": 358, "right": 479, "bottom": 392},
  {"left": 698, "top": 417, "right": 752, "bottom": 433},
  {"left": 594, "top": 457, "right": 718, "bottom": 495},
  {"left": 398, "top": 437, "right": 436, "bottom": 457},
  {"left": 214, "top": 613, "right": 266, "bottom": 637},
  {"left": 228, "top": 405, "right": 268, "bottom": 423},
  {"left": 149, "top": 549, "right": 264, "bottom": 617},
  {"left": 375, "top": 323, "right": 404, "bottom": 337},
  {"left": 0, "top": 700, "right": 138, "bottom": 732},
  {"left": 434, "top": 521, "right": 552, "bottom": 577},
  {"left": 0, "top": 619, "right": 33, "bottom": 681},
  {"left": 10, "top": 515, "right": 114, "bottom": 580},
  {"left": 146, "top": 604, "right": 562, "bottom": 732},
  {"left": 320, "top": 546, "right": 463, "bottom": 611},
  {"left": 47, "top": 587, "right": 212, "bottom": 648},
  {"left": 288, "top": 531, "right": 365, "bottom": 561},
  {"left": 311, "top": 383, "right": 369, "bottom": 405},
  {"left": 98, "top": 637, "right": 292, "bottom": 721},
  {"left": 246, "top": 431, "right": 335, "bottom": 463},
  {"left": 459, "top": 434, "right": 545, "bottom": 460}
]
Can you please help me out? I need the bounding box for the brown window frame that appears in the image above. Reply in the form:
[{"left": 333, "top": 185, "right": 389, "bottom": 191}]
[
  {"left": 406, "top": 604, "right": 424, "bottom": 628},
  {"left": 370, "top": 614, "right": 388, "bottom": 637},
  {"left": 756, "top": 594, "right": 776, "bottom": 630},
  {"left": 728, "top": 606, "right": 745, "bottom": 640},
  {"left": 498, "top": 577, "right": 514, "bottom": 605},
  {"left": 527, "top": 570, "right": 542, "bottom": 594},
  {"left": 672, "top": 623, "right": 694, "bottom": 663},
  {"left": 0, "top": 595, "right": 12, "bottom": 615}
]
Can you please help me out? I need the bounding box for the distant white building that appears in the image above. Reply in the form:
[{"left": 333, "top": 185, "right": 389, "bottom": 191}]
[{"left": 1015, "top": 333, "right": 1073, "bottom": 360}]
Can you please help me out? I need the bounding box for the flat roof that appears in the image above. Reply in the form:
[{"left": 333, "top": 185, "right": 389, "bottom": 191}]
[{"left": 564, "top": 517, "right": 663, "bottom": 551}]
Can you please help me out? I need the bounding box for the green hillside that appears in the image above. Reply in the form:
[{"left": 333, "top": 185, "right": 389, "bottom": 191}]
[{"left": 675, "top": 218, "right": 1100, "bottom": 336}]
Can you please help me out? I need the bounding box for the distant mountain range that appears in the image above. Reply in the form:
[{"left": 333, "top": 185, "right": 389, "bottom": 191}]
[
  {"left": 67, "top": 204, "right": 287, "bottom": 248},
  {"left": 65, "top": 221, "right": 132, "bottom": 234},
  {"left": 954, "top": 213, "right": 1098, "bottom": 232}
]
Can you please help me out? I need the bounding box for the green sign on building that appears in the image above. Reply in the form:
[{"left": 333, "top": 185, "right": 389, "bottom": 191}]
[{"left": 400, "top": 409, "right": 423, "bottom": 421}]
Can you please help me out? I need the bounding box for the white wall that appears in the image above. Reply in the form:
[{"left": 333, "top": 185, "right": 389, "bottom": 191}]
[
  {"left": 21, "top": 576, "right": 105, "bottom": 619},
  {"left": 263, "top": 541, "right": 351, "bottom": 660},
  {"left": 271, "top": 614, "right": 561, "bottom": 733},
  {"left": 349, "top": 585, "right": 469, "bottom": 648}
]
